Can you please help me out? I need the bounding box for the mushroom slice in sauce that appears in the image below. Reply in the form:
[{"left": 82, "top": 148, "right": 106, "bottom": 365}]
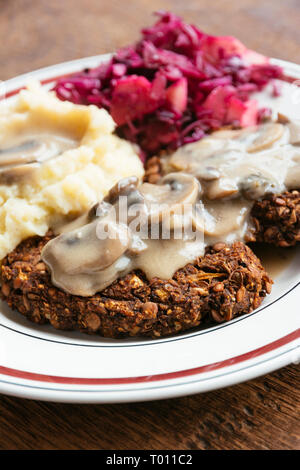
[
  {"left": 141, "top": 173, "right": 203, "bottom": 235},
  {"left": 0, "top": 140, "right": 40, "bottom": 165},
  {"left": 167, "top": 138, "right": 226, "bottom": 174},
  {"left": 104, "top": 176, "right": 140, "bottom": 204},
  {"left": 239, "top": 174, "right": 280, "bottom": 200},
  {"left": 211, "top": 123, "right": 285, "bottom": 153},
  {"left": 0, "top": 133, "right": 77, "bottom": 184},
  {"left": 205, "top": 178, "right": 239, "bottom": 200},
  {"left": 160, "top": 119, "right": 300, "bottom": 258},
  {"left": 41, "top": 119, "right": 300, "bottom": 298},
  {"left": 141, "top": 172, "right": 201, "bottom": 222},
  {"left": 43, "top": 220, "right": 131, "bottom": 275},
  {"left": 246, "top": 123, "right": 285, "bottom": 153},
  {"left": 42, "top": 173, "right": 205, "bottom": 296}
]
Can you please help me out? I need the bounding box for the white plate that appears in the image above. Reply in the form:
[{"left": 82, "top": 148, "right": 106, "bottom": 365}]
[{"left": 0, "top": 55, "right": 299, "bottom": 403}]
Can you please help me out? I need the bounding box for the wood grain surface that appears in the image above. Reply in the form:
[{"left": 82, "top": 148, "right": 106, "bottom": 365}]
[{"left": 0, "top": 0, "right": 299, "bottom": 451}]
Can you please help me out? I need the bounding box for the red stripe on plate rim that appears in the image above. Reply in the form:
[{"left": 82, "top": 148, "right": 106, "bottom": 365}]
[
  {"left": 4, "top": 75, "right": 70, "bottom": 99},
  {"left": 0, "top": 330, "right": 298, "bottom": 385}
]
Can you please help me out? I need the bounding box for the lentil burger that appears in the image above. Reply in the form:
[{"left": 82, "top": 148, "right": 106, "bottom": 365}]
[{"left": 1, "top": 233, "right": 271, "bottom": 338}]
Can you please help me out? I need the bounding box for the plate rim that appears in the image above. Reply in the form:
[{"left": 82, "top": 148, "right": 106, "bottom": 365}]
[
  {"left": 0, "top": 54, "right": 299, "bottom": 403},
  {"left": 0, "top": 336, "right": 298, "bottom": 403}
]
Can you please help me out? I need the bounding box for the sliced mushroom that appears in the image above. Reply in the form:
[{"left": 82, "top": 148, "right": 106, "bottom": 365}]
[
  {"left": 42, "top": 220, "right": 130, "bottom": 276},
  {"left": 0, "top": 134, "right": 77, "bottom": 184},
  {"left": 0, "top": 163, "right": 39, "bottom": 184},
  {"left": 145, "top": 172, "right": 200, "bottom": 204},
  {"left": 167, "top": 137, "right": 225, "bottom": 173},
  {"left": 212, "top": 128, "right": 245, "bottom": 140},
  {"left": 205, "top": 178, "right": 239, "bottom": 200},
  {"left": 139, "top": 173, "right": 202, "bottom": 235},
  {"left": 239, "top": 174, "right": 280, "bottom": 200},
  {"left": 141, "top": 172, "right": 201, "bottom": 221},
  {"left": 246, "top": 123, "right": 284, "bottom": 153},
  {"left": 56, "top": 201, "right": 113, "bottom": 235},
  {"left": 0, "top": 134, "right": 76, "bottom": 166},
  {"left": 104, "top": 175, "right": 147, "bottom": 224},
  {"left": 196, "top": 166, "right": 220, "bottom": 181},
  {"left": 189, "top": 202, "right": 206, "bottom": 233},
  {"left": 104, "top": 176, "right": 139, "bottom": 204},
  {"left": 0, "top": 139, "right": 40, "bottom": 166}
]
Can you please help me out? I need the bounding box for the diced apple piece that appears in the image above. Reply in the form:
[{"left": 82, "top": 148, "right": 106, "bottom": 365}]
[
  {"left": 166, "top": 78, "right": 188, "bottom": 114},
  {"left": 202, "top": 85, "right": 236, "bottom": 121},
  {"left": 226, "top": 97, "right": 258, "bottom": 127},
  {"left": 110, "top": 75, "right": 158, "bottom": 125},
  {"left": 202, "top": 35, "right": 269, "bottom": 66}
]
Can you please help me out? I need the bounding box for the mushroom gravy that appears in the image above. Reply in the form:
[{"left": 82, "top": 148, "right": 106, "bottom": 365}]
[
  {"left": 162, "top": 120, "right": 300, "bottom": 244},
  {"left": 42, "top": 120, "right": 300, "bottom": 297},
  {"left": 42, "top": 173, "right": 205, "bottom": 296}
]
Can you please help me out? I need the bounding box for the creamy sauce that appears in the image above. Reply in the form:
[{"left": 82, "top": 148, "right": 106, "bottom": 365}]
[
  {"left": 42, "top": 119, "right": 300, "bottom": 297},
  {"left": 0, "top": 132, "right": 77, "bottom": 183},
  {"left": 253, "top": 80, "right": 300, "bottom": 122},
  {"left": 162, "top": 121, "right": 300, "bottom": 246},
  {"left": 42, "top": 174, "right": 205, "bottom": 296},
  {"left": 251, "top": 243, "right": 297, "bottom": 278}
]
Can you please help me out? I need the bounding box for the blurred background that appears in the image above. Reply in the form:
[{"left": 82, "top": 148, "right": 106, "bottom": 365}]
[{"left": 1, "top": 0, "right": 299, "bottom": 80}]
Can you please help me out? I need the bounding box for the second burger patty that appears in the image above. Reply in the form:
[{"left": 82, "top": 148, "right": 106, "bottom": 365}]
[{"left": 145, "top": 156, "right": 300, "bottom": 248}]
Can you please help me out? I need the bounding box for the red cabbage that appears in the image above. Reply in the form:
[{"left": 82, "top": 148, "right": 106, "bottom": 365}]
[{"left": 54, "top": 11, "right": 283, "bottom": 157}]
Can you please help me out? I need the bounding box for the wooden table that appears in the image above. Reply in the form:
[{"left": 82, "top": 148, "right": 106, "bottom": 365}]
[{"left": 0, "top": 0, "right": 299, "bottom": 450}]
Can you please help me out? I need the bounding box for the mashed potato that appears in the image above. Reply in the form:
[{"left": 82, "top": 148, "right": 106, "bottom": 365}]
[{"left": 0, "top": 83, "right": 144, "bottom": 260}]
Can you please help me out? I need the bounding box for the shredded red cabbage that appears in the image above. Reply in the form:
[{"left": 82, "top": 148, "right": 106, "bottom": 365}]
[{"left": 54, "top": 11, "right": 283, "bottom": 157}]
